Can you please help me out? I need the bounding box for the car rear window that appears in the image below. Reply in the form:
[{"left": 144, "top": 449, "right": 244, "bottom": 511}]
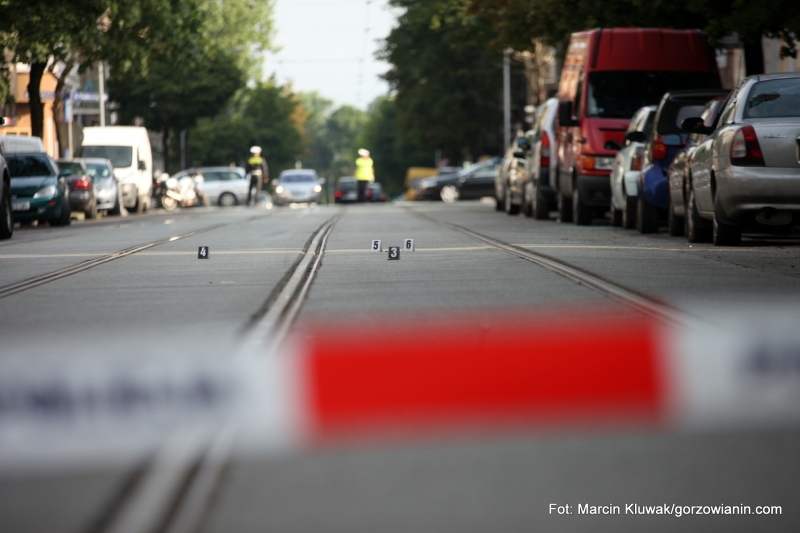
[
  {"left": 338, "top": 180, "right": 356, "bottom": 192},
  {"left": 586, "top": 71, "right": 721, "bottom": 119},
  {"left": 743, "top": 78, "right": 800, "bottom": 119},
  {"left": 281, "top": 174, "right": 316, "bottom": 183},
  {"left": 57, "top": 161, "right": 84, "bottom": 176},
  {"left": 654, "top": 98, "right": 711, "bottom": 135},
  {"left": 86, "top": 163, "right": 112, "bottom": 179},
  {"left": 81, "top": 146, "right": 132, "bottom": 168},
  {"left": 8, "top": 155, "right": 56, "bottom": 178}
]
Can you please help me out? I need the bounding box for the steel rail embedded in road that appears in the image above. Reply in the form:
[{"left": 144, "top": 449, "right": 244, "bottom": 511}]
[
  {"left": 0, "top": 213, "right": 274, "bottom": 300},
  {"left": 91, "top": 210, "right": 342, "bottom": 533},
  {"left": 408, "top": 208, "right": 691, "bottom": 327}
]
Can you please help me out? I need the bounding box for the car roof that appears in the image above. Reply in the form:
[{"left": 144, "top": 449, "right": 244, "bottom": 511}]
[
  {"left": 753, "top": 72, "right": 800, "bottom": 82},
  {"left": 199, "top": 166, "right": 244, "bottom": 172},
  {"left": 7, "top": 152, "right": 51, "bottom": 158},
  {"left": 79, "top": 157, "right": 113, "bottom": 165},
  {"left": 280, "top": 169, "right": 317, "bottom": 175}
]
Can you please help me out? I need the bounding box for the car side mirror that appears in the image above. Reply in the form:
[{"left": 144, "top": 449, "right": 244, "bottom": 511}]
[
  {"left": 138, "top": 160, "right": 146, "bottom": 171},
  {"left": 680, "top": 117, "right": 711, "bottom": 135},
  {"left": 623, "top": 131, "right": 647, "bottom": 145},
  {"left": 604, "top": 140, "right": 622, "bottom": 151},
  {"left": 662, "top": 134, "right": 683, "bottom": 147},
  {"left": 558, "top": 100, "right": 579, "bottom": 127}
]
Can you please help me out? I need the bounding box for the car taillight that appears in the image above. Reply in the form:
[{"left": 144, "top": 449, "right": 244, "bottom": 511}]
[
  {"left": 75, "top": 177, "right": 92, "bottom": 189},
  {"left": 334, "top": 190, "right": 342, "bottom": 198},
  {"left": 540, "top": 131, "right": 550, "bottom": 168},
  {"left": 367, "top": 189, "right": 373, "bottom": 197},
  {"left": 652, "top": 136, "right": 667, "bottom": 160},
  {"left": 730, "top": 125, "right": 765, "bottom": 166},
  {"left": 631, "top": 147, "right": 644, "bottom": 171}
]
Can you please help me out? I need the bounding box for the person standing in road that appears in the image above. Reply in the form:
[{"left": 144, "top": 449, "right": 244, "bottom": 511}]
[
  {"left": 355, "top": 148, "right": 374, "bottom": 202},
  {"left": 246, "top": 146, "right": 269, "bottom": 206}
]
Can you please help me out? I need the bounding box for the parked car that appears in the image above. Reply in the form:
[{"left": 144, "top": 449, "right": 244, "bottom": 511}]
[
  {"left": 57, "top": 159, "right": 97, "bottom": 219},
  {"left": 7, "top": 152, "right": 71, "bottom": 226},
  {"left": 0, "top": 144, "right": 11, "bottom": 239},
  {"left": 495, "top": 137, "right": 529, "bottom": 214},
  {"left": 417, "top": 160, "right": 498, "bottom": 202},
  {"left": 685, "top": 73, "right": 800, "bottom": 245},
  {"left": 0, "top": 135, "right": 46, "bottom": 154},
  {"left": 196, "top": 167, "right": 249, "bottom": 206},
  {"left": 366, "top": 182, "right": 386, "bottom": 202},
  {"left": 522, "top": 98, "right": 559, "bottom": 220},
  {"left": 81, "top": 126, "right": 152, "bottom": 214},
  {"left": 607, "top": 106, "right": 656, "bottom": 228},
  {"left": 334, "top": 177, "right": 358, "bottom": 203},
  {"left": 667, "top": 97, "right": 728, "bottom": 238},
  {"left": 555, "top": 28, "right": 721, "bottom": 225},
  {"left": 273, "top": 169, "right": 323, "bottom": 205},
  {"left": 635, "top": 89, "right": 729, "bottom": 234},
  {"left": 84, "top": 158, "right": 122, "bottom": 215}
]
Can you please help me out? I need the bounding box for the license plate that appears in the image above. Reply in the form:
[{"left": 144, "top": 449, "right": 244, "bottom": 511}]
[{"left": 12, "top": 201, "right": 30, "bottom": 211}]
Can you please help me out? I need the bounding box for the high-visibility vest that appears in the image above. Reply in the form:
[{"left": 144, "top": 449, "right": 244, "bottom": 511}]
[{"left": 355, "top": 157, "right": 374, "bottom": 181}]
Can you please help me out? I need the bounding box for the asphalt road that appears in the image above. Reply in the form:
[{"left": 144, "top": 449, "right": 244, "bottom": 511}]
[{"left": 1, "top": 200, "right": 799, "bottom": 533}]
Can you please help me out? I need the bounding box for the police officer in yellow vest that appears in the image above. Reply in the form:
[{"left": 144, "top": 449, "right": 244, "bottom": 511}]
[
  {"left": 246, "top": 146, "right": 269, "bottom": 206},
  {"left": 355, "top": 148, "right": 374, "bottom": 202}
]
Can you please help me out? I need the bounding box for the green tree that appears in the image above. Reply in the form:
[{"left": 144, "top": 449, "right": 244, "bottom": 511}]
[
  {"left": 187, "top": 81, "right": 305, "bottom": 175},
  {"left": 298, "top": 91, "right": 335, "bottom": 172},
  {"left": 468, "top": 0, "right": 800, "bottom": 74},
  {"left": 1, "top": 0, "right": 203, "bottom": 139},
  {"left": 381, "top": 0, "right": 506, "bottom": 163}
]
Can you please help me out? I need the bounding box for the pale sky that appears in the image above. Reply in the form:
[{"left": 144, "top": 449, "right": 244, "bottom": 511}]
[{"left": 262, "top": 0, "right": 401, "bottom": 110}]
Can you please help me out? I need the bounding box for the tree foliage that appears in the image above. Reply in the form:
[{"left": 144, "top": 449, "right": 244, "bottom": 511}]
[
  {"left": 187, "top": 81, "right": 305, "bottom": 175},
  {"left": 381, "top": 0, "right": 506, "bottom": 163}
]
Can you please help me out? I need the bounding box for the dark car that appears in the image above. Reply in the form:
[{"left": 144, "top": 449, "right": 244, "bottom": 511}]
[
  {"left": 57, "top": 159, "right": 97, "bottom": 219},
  {"left": 366, "top": 182, "right": 386, "bottom": 202},
  {"left": 636, "top": 89, "right": 729, "bottom": 233},
  {"left": 666, "top": 96, "right": 728, "bottom": 237},
  {"left": 0, "top": 145, "right": 11, "bottom": 239},
  {"left": 8, "top": 153, "right": 71, "bottom": 226},
  {"left": 334, "top": 177, "right": 358, "bottom": 203},
  {"left": 417, "top": 160, "right": 499, "bottom": 202}
]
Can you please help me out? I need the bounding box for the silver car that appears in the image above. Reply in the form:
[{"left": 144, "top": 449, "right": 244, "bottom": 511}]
[
  {"left": 274, "top": 169, "right": 322, "bottom": 205},
  {"left": 608, "top": 105, "right": 656, "bottom": 228},
  {"left": 522, "top": 97, "right": 559, "bottom": 220},
  {"left": 83, "top": 158, "right": 122, "bottom": 214},
  {"left": 197, "top": 167, "right": 249, "bottom": 206},
  {"left": 687, "top": 73, "right": 800, "bottom": 245}
]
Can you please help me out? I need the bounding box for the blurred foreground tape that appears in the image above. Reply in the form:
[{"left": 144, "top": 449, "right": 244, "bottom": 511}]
[{"left": 2, "top": 307, "right": 800, "bottom": 468}]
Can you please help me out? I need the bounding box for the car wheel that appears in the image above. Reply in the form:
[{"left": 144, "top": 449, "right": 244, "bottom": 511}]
[
  {"left": 49, "top": 196, "right": 71, "bottom": 226},
  {"left": 667, "top": 198, "right": 684, "bottom": 237},
  {"left": 161, "top": 195, "right": 178, "bottom": 211},
  {"left": 0, "top": 183, "right": 12, "bottom": 239},
  {"left": 572, "top": 188, "right": 591, "bottom": 225},
  {"left": 557, "top": 193, "right": 573, "bottom": 223},
  {"left": 532, "top": 181, "right": 549, "bottom": 220},
  {"left": 505, "top": 187, "right": 520, "bottom": 215},
  {"left": 523, "top": 183, "right": 533, "bottom": 218},
  {"left": 636, "top": 194, "right": 658, "bottom": 234},
  {"left": 622, "top": 190, "right": 636, "bottom": 230},
  {"left": 440, "top": 185, "right": 459, "bottom": 203},
  {"left": 84, "top": 201, "right": 97, "bottom": 221},
  {"left": 712, "top": 201, "right": 741, "bottom": 246},
  {"left": 685, "top": 189, "right": 711, "bottom": 243},
  {"left": 610, "top": 202, "right": 622, "bottom": 227},
  {"left": 219, "top": 192, "right": 237, "bottom": 207}
]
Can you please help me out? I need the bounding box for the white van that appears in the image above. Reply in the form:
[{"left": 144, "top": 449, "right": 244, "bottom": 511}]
[
  {"left": 0, "top": 135, "right": 46, "bottom": 154},
  {"left": 81, "top": 127, "right": 152, "bottom": 213}
]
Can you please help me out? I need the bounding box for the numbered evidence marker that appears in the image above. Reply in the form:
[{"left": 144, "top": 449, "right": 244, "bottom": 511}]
[
  {"left": 371, "top": 240, "right": 382, "bottom": 252},
  {"left": 403, "top": 238, "right": 415, "bottom": 252},
  {"left": 198, "top": 246, "right": 209, "bottom": 259},
  {"left": 388, "top": 246, "right": 400, "bottom": 260}
]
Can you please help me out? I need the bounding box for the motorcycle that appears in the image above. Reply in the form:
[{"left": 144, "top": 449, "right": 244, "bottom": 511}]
[{"left": 157, "top": 171, "right": 210, "bottom": 211}]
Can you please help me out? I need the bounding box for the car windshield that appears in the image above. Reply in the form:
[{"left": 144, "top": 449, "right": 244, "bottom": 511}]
[
  {"left": 86, "top": 163, "right": 112, "bottom": 179},
  {"left": 8, "top": 155, "right": 56, "bottom": 178},
  {"left": 81, "top": 146, "right": 133, "bottom": 168},
  {"left": 586, "top": 71, "right": 721, "bottom": 119},
  {"left": 281, "top": 174, "right": 316, "bottom": 183},
  {"left": 743, "top": 78, "right": 800, "bottom": 119},
  {"left": 457, "top": 162, "right": 491, "bottom": 178},
  {"left": 57, "top": 162, "right": 84, "bottom": 176}
]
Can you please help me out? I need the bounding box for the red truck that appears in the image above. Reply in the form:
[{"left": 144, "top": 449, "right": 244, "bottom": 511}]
[{"left": 554, "top": 28, "right": 721, "bottom": 225}]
